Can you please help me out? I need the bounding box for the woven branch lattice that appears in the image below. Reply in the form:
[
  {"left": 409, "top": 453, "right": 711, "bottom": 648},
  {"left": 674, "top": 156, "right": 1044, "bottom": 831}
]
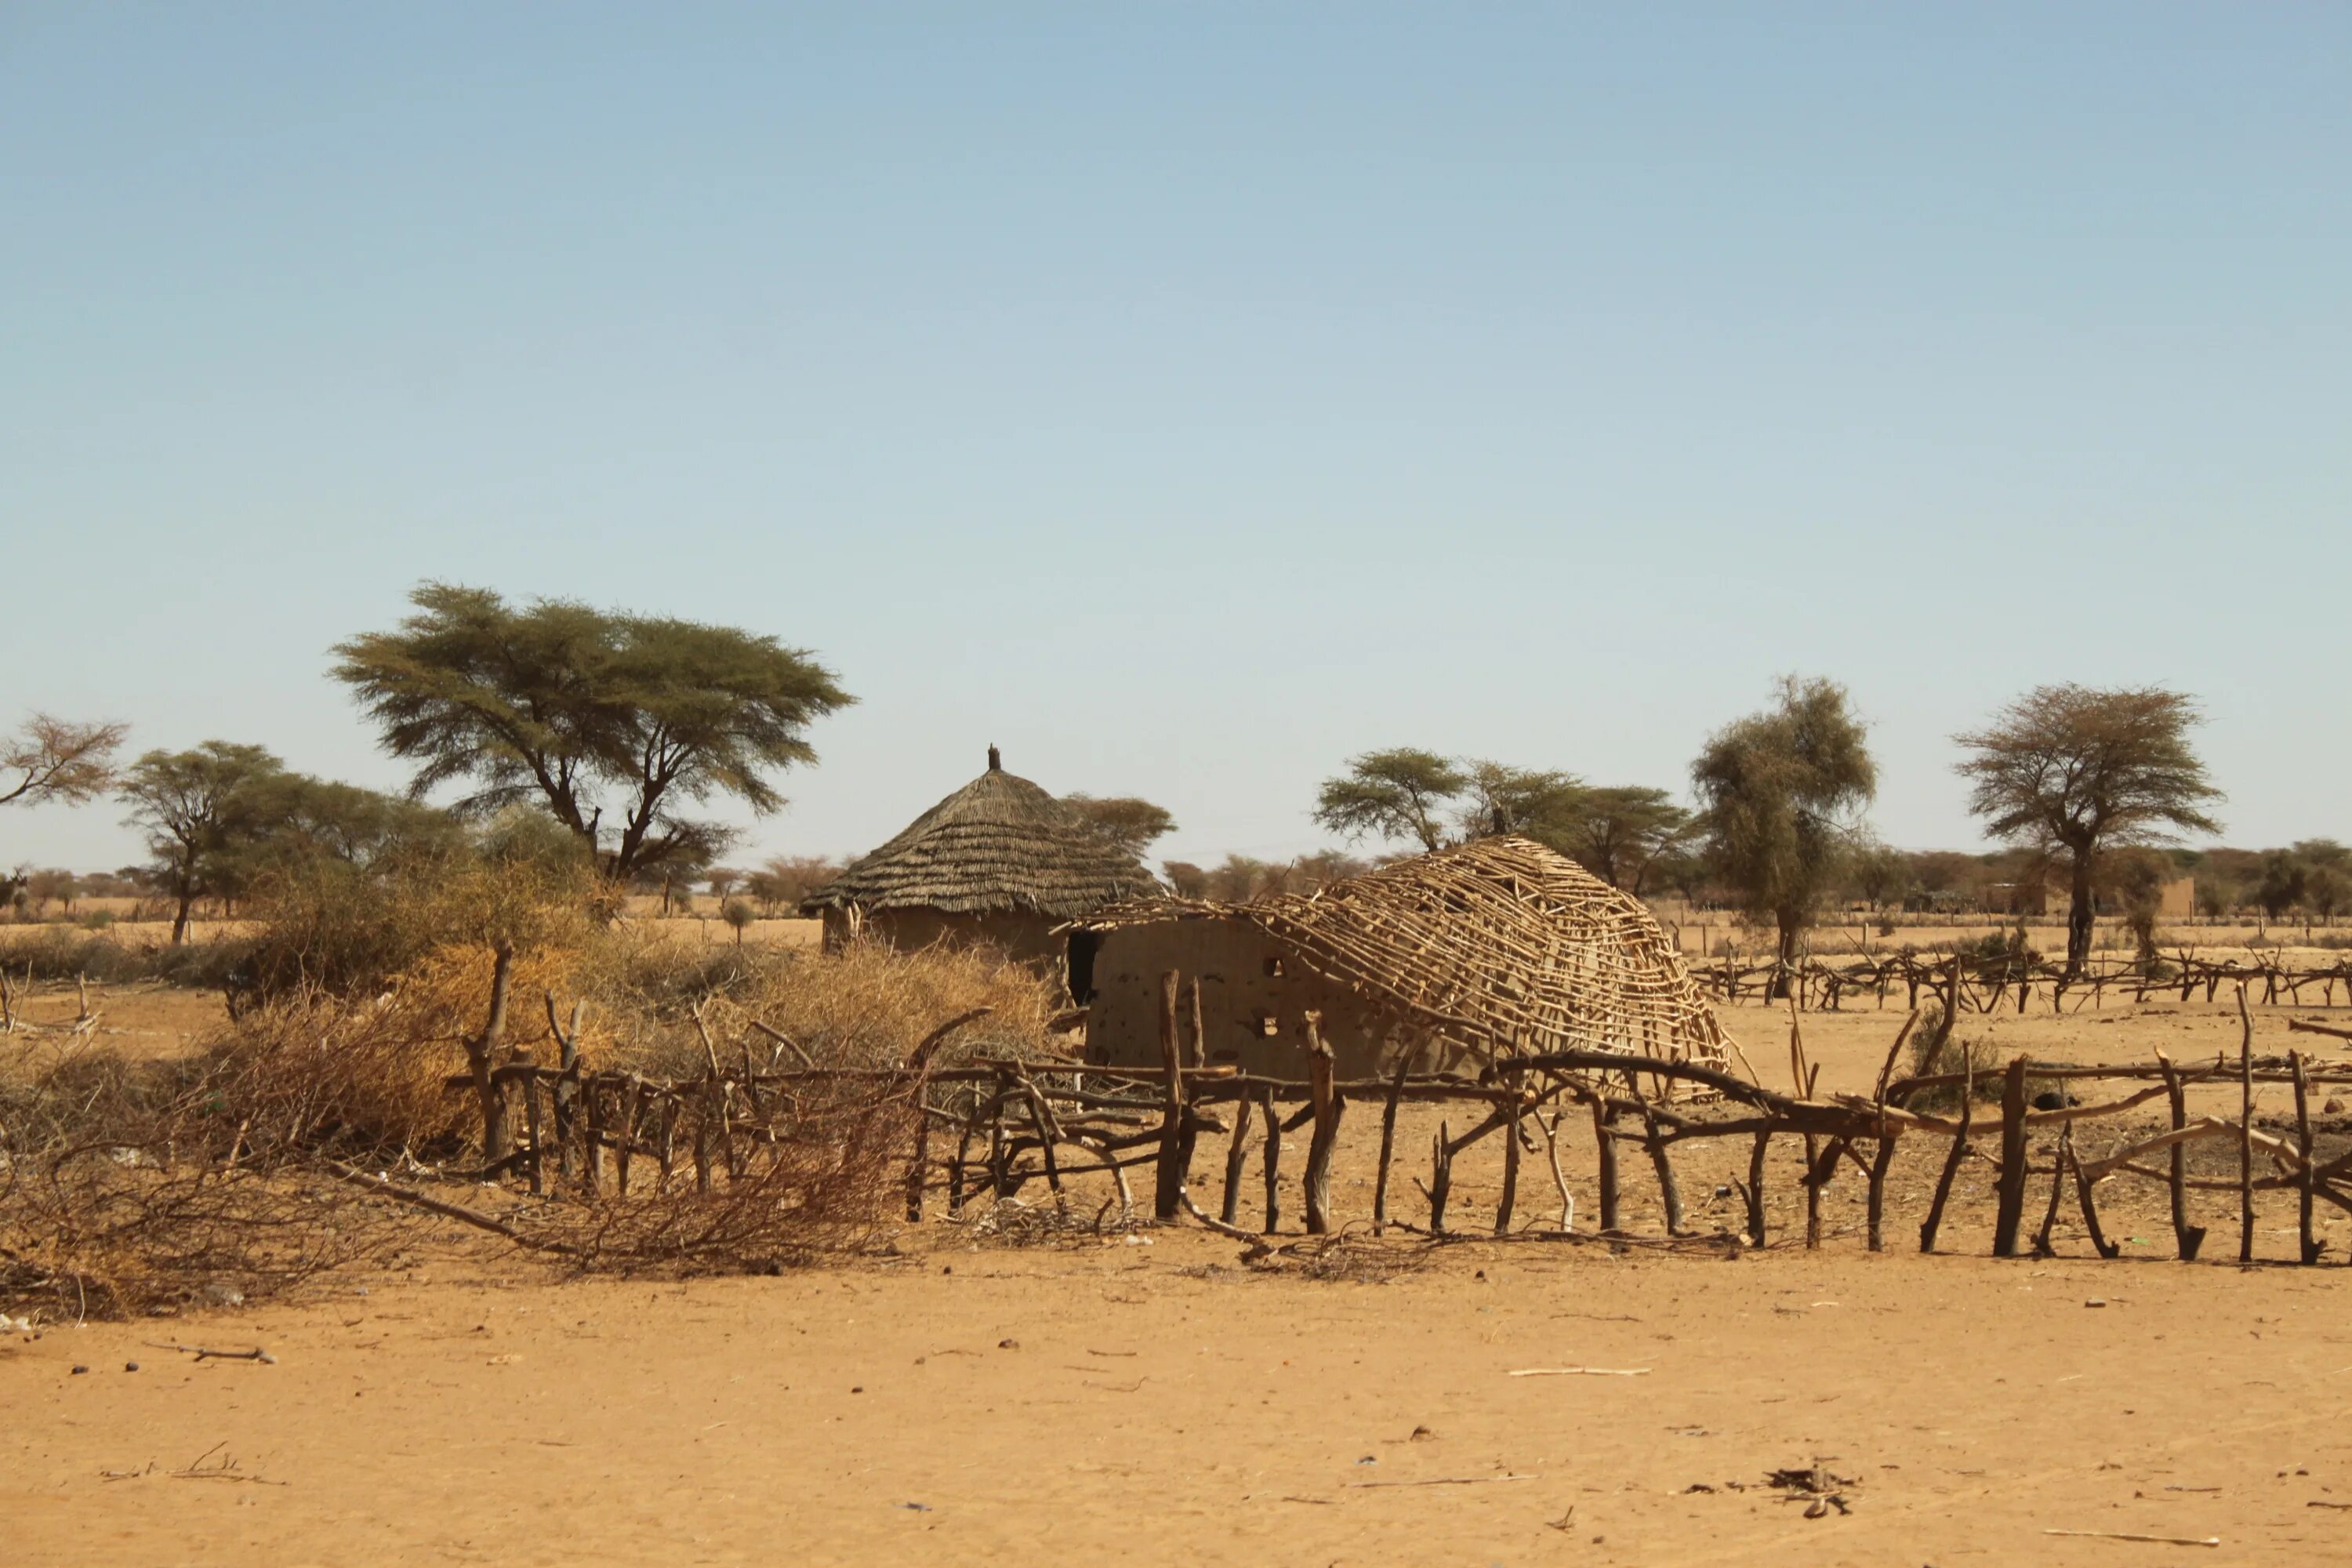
[{"left": 1083, "top": 837, "right": 1736, "bottom": 1077}]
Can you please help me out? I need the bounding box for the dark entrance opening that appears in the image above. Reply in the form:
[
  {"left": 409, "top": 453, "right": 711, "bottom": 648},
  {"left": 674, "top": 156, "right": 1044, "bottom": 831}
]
[{"left": 1065, "top": 928, "right": 1102, "bottom": 1004}]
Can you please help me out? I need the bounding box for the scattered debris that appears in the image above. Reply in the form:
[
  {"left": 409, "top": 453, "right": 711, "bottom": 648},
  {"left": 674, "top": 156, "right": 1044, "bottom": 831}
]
[
  {"left": 145, "top": 1342, "right": 276, "bottom": 1364},
  {"left": 1508, "top": 1367, "right": 1650, "bottom": 1377},
  {"left": 1345, "top": 1473, "right": 1537, "bottom": 1490},
  {"left": 1766, "top": 1461, "right": 1855, "bottom": 1515}
]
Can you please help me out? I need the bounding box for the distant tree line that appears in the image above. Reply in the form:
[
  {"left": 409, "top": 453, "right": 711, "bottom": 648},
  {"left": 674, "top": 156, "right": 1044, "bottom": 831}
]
[{"left": 8, "top": 589, "right": 2348, "bottom": 967}]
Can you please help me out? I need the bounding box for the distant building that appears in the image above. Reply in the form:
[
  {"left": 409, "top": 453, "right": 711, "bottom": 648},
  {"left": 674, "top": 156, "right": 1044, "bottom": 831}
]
[
  {"left": 1980, "top": 875, "right": 2194, "bottom": 920},
  {"left": 800, "top": 746, "right": 1163, "bottom": 967}
]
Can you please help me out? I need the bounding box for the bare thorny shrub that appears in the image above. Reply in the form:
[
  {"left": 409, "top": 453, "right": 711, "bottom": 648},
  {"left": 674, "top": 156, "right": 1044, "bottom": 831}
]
[
  {"left": 0, "top": 1030, "right": 433, "bottom": 1320},
  {"left": 2, "top": 882, "right": 1067, "bottom": 1316}
]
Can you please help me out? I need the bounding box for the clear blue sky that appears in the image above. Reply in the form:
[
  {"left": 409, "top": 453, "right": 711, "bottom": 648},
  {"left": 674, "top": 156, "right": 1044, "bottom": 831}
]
[{"left": 4, "top": 5, "right": 2346, "bottom": 874}]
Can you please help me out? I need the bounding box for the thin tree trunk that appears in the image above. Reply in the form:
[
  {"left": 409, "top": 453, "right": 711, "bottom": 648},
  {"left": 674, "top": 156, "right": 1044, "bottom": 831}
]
[
  {"left": 2066, "top": 850, "right": 2096, "bottom": 978},
  {"left": 1773, "top": 916, "right": 1801, "bottom": 1000}
]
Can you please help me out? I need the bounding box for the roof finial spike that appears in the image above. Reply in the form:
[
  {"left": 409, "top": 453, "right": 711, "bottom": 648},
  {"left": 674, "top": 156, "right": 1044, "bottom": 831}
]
[{"left": 987, "top": 742, "right": 1002, "bottom": 772}]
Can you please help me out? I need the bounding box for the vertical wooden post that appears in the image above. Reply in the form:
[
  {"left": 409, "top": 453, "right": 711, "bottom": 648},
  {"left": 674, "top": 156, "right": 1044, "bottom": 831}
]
[
  {"left": 1260, "top": 1087, "right": 1283, "bottom": 1232},
  {"left": 1538, "top": 1111, "right": 1574, "bottom": 1231},
  {"left": 2293, "top": 1050, "right": 2319, "bottom": 1265},
  {"left": 2158, "top": 1051, "right": 2203, "bottom": 1260},
  {"left": 906, "top": 1084, "right": 932, "bottom": 1221},
  {"left": 2070, "top": 1140, "right": 2119, "bottom": 1259},
  {"left": 547, "top": 994, "right": 581, "bottom": 1183},
  {"left": 2238, "top": 987, "right": 2256, "bottom": 1265},
  {"left": 1494, "top": 1093, "right": 1522, "bottom": 1236},
  {"left": 1372, "top": 1058, "right": 1408, "bottom": 1236},
  {"left": 581, "top": 1078, "right": 604, "bottom": 1196},
  {"left": 1154, "top": 971, "right": 1186, "bottom": 1221},
  {"left": 1992, "top": 1056, "right": 2029, "bottom": 1258},
  {"left": 2032, "top": 1124, "right": 2071, "bottom": 1257},
  {"left": 1425, "top": 1122, "right": 1451, "bottom": 1233},
  {"left": 522, "top": 1065, "right": 546, "bottom": 1197},
  {"left": 948, "top": 1118, "right": 972, "bottom": 1217},
  {"left": 1186, "top": 978, "right": 1207, "bottom": 1070},
  {"left": 1643, "top": 1112, "right": 1685, "bottom": 1236},
  {"left": 468, "top": 942, "right": 517, "bottom": 1166},
  {"left": 1866, "top": 1132, "right": 1895, "bottom": 1252},
  {"left": 1802, "top": 1134, "right": 1822, "bottom": 1250},
  {"left": 1744, "top": 1131, "right": 1767, "bottom": 1247},
  {"left": 1920, "top": 1056, "right": 1972, "bottom": 1252},
  {"left": 1221, "top": 1084, "right": 1254, "bottom": 1227},
  {"left": 1594, "top": 1099, "right": 1622, "bottom": 1235},
  {"left": 1027, "top": 1082, "right": 1064, "bottom": 1200},
  {"left": 692, "top": 1088, "right": 712, "bottom": 1195},
  {"left": 986, "top": 1070, "right": 1008, "bottom": 1200},
  {"left": 1301, "top": 1012, "right": 1340, "bottom": 1235},
  {"left": 614, "top": 1080, "right": 638, "bottom": 1197}
]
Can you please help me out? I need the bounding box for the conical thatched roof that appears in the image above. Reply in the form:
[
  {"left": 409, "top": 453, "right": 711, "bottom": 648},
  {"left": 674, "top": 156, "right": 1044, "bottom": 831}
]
[
  {"left": 802, "top": 748, "right": 1164, "bottom": 920},
  {"left": 1079, "top": 836, "right": 1733, "bottom": 1072}
]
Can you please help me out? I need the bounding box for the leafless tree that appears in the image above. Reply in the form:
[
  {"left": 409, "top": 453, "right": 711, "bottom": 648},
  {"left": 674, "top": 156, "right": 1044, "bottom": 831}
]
[{"left": 1, "top": 714, "right": 127, "bottom": 808}]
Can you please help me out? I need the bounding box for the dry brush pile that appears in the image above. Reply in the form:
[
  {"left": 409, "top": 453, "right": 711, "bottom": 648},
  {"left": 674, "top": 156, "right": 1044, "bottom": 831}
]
[{"left": 0, "top": 858, "right": 1065, "bottom": 1320}]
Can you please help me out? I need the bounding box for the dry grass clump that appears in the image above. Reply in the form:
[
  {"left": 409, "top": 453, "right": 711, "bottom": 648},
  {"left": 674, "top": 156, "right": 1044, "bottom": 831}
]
[{"left": 583, "top": 929, "right": 1064, "bottom": 1078}]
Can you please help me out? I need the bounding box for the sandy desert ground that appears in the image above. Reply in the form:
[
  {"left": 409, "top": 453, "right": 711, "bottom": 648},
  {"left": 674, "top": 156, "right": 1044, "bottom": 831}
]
[{"left": 10, "top": 978, "right": 2352, "bottom": 1565}]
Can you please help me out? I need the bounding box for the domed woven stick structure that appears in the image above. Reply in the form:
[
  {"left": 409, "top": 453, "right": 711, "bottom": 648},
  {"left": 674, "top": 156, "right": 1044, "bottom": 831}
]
[
  {"left": 803, "top": 747, "right": 1163, "bottom": 922},
  {"left": 1082, "top": 836, "right": 1736, "bottom": 1075}
]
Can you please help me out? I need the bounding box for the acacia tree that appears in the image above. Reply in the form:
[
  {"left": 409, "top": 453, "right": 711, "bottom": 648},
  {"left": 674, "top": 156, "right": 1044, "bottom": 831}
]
[
  {"left": 1454, "top": 762, "right": 1584, "bottom": 841},
  {"left": 1312, "top": 749, "right": 1466, "bottom": 852},
  {"left": 2, "top": 713, "right": 126, "bottom": 808},
  {"left": 1063, "top": 794, "right": 1178, "bottom": 858},
  {"left": 1691, "top": 676, "right": 1878, "bottom": 993},
  {"left": 333, "top": 584, "right": 853, "bottom": 882},
  {"left": 117, "top": 742, "right": 289, "bottom": 942},
  {"left": 1955, "top": 685, "right": 2222, "bottom": 977},
  {"left": 1552, "top": 786, "right": 1693, "bottom": 893},
  {"left": 2253, "top": 850, "right": 2307, "bottom": 932}
]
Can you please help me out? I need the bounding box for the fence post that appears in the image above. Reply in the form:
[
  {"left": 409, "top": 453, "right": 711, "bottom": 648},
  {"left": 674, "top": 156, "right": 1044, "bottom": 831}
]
[
  {"left": 1153, "top": 971, "right": 1186, "bottom": 1221},
  {"left": 467, "top": 943, "right": 517, "bottom": 1166},
  {"left": 1992, "top": 1057, "right": 2029, "bottom": 1257},
  {"left": 1301, "top": 1011, "right": 1341, "bottom": 1234}
]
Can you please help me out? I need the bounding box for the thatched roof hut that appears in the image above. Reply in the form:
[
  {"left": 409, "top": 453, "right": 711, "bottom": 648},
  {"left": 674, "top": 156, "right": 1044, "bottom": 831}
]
[
  {"left": 801, "top": 746, "right": 1164, "bottom": 964},
  {"left": 1069, "top": 836, "right": 1734, "bottom": 1081}
]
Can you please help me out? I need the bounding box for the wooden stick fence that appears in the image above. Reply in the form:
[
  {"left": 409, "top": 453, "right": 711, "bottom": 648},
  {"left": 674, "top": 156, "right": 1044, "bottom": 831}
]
[
  {"left": 439, "top": 964, "right": 2352, "bottom": 1270},
  {"left": 1700, "top": 947, "right": 2352, "bottom": 1014}
]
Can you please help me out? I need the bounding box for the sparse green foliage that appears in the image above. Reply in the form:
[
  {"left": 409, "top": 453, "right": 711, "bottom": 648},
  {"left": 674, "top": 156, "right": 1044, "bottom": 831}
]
[
  {"left": 1690, "top": 675, "right": 1878, "bottom": 989},
  {"left": 1161, "top": 860, "right": 1209, "bottom": 899},
  {"left": 744, "top": 854, "right": 843, "bottom": 916},
  {"left": 1547, "top": 786, "right": 1693, "bottom": 894},
  {"left": 723, "top": 898, "right": 758, "bottom": 945},
  {"left": 1847, "top": 835, "right": 1907, "bottom": 911},
  {"left": 1453, "top": 762, "right": 1584, "bottom": 841},
  {"left": 2112, "top": 848, "right": 2173, "bottom": 967},
  {"left": 1063, "top": 794, "right": 1178, "bottom": 858},
  {"left": 1955, "top": 684, "right": 2221, "bottom": 975},
  {"left": 2254, "top": 849, "right": 2307, "bottom": 927},
  {"left": 332, "top": 583, "right": 853, "bottom": 880},
  {"left": 116, "top": 742, "right": 292, "bottom": 943},
  {"left": 1313, "top": 748, "right": 1468, "bottom": 852}
]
